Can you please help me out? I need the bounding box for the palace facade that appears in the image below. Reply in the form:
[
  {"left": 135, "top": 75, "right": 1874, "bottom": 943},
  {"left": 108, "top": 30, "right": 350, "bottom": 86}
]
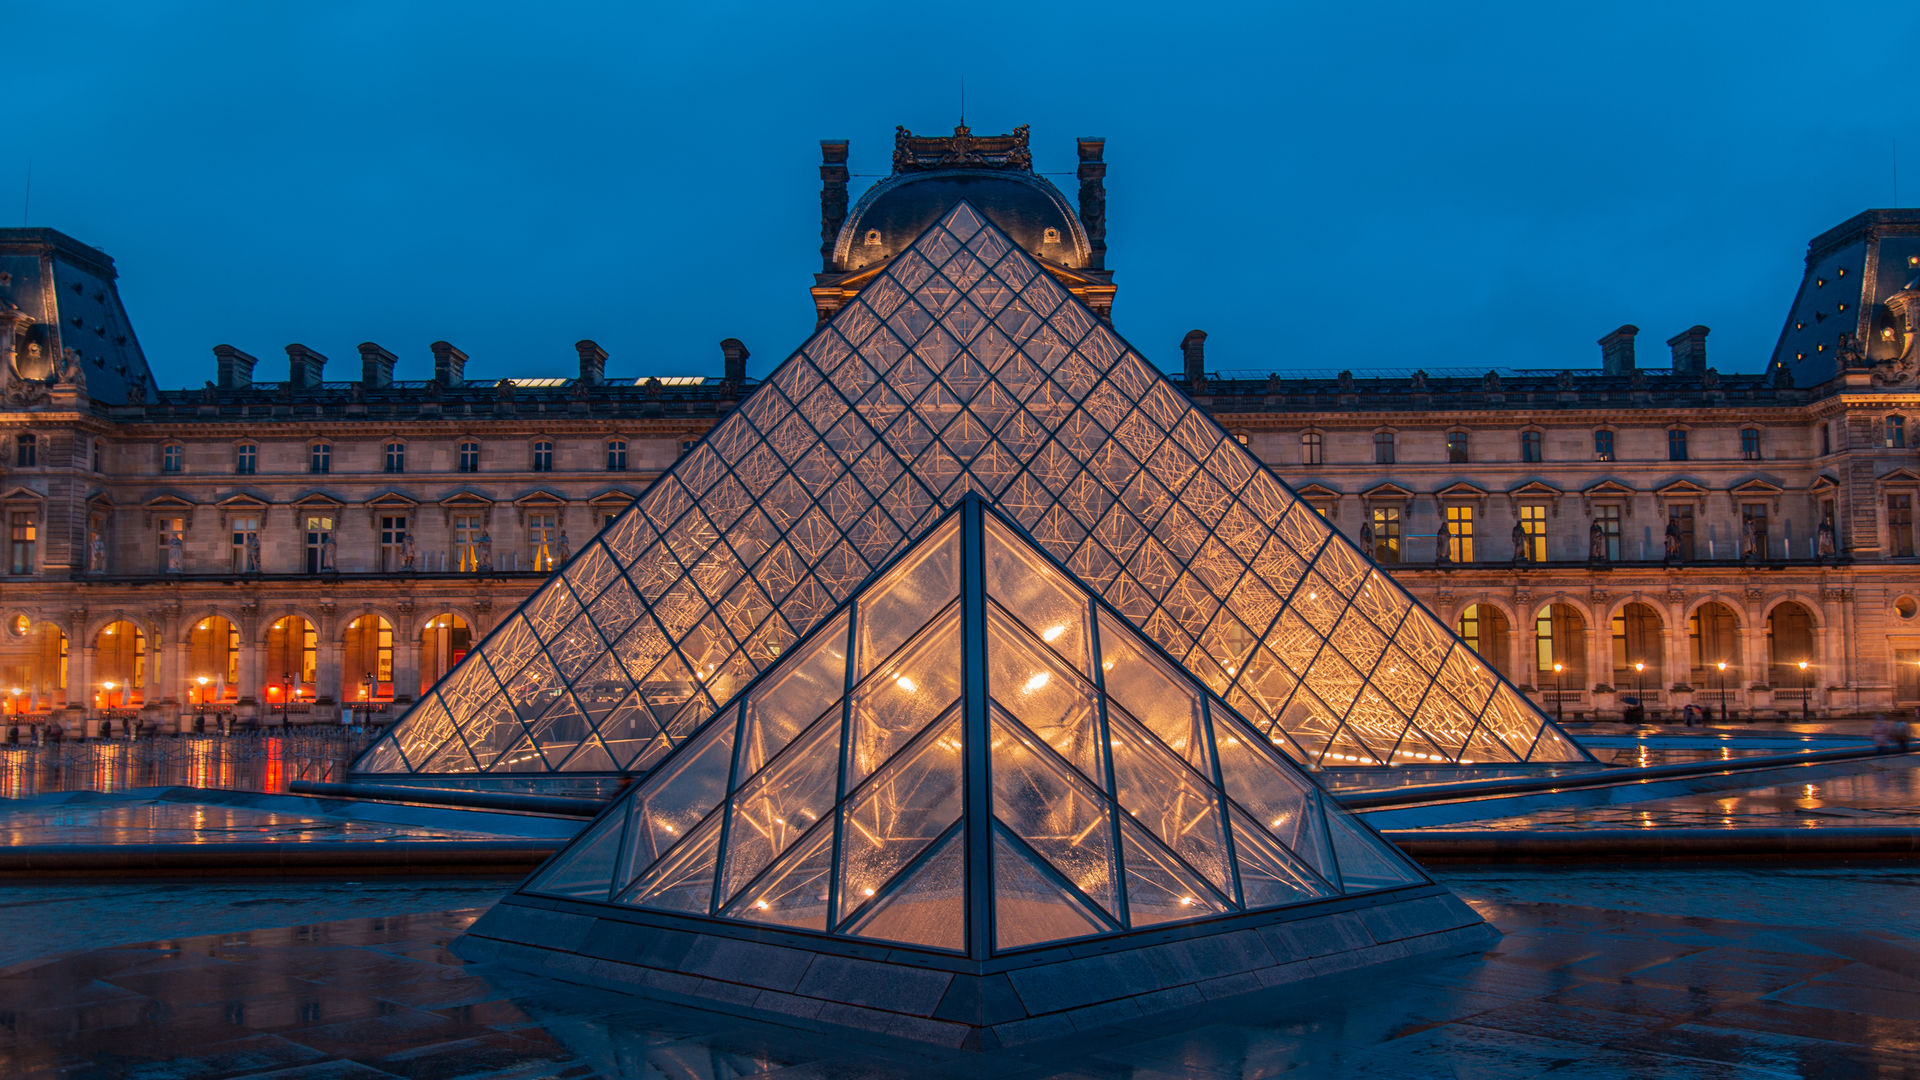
[{"left": 3, "top": 125, "right": 1918, "bottom": 734}]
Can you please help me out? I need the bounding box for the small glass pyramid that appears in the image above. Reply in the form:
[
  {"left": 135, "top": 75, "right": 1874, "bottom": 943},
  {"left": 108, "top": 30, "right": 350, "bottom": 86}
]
[
  {"left": 520, "top": 498, "right": 1426, "bottom": 956},
  {"left": 354, "top": 201, "right": 1587, "bottom": 785}
]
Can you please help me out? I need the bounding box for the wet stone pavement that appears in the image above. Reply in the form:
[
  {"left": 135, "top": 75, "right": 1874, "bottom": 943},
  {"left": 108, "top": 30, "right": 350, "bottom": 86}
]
[{"left": 2, "top": 866, "right": 1918, "bottom": 1078}]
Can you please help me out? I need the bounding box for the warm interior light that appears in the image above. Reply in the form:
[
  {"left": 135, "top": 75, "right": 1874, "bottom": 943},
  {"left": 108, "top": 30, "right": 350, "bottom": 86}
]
[
  {"left": 1042, "top": 624, "right": 1067, "bottom": 642},
  {"left": 895, "top": 675, "right": 917, "bottom": 693},
  {"left": 1023, "top": 671, "right": 1051, "bottom": 693}
]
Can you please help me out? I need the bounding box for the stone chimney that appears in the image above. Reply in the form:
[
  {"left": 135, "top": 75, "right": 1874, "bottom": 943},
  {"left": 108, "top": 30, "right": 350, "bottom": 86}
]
[
  {"left": 429, "top": 341, "right": 467, "bottom": 386},
  {"left": 1667, "top": 325, "right": 1710, "bottom": 376},
  {"left": 1181, "top": 330, "right": 1207, "bottom": 388},
  {"left": 575, "top": 339, "right": 607, "bottom": 385},
  {"left": 213, "top": 344, "right": 257, "bottom": 389},
  {"left": 820, "top": 140, "right": 850, "bottom": 270},
  {"left": 1598, "top": 325, "right": 1639, "bottom": 377},
  {"left": 286, "top": 343, "right": 327, "bottom": 388},
  {"left": 1077, "top": 138, "right": 1108, "bottom": 271},
  {"left": 357, "top": 342, "right": 397, "bottom": 387},
  {"left": 720, "top": 338, "right": 749, "bottom": 387}
]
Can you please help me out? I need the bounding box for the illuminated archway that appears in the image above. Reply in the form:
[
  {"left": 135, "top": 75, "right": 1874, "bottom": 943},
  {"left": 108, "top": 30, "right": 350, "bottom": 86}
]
[
  {"left": 1766, "top": 602, "right": 1817, "bottom": 687},
  {"left": 1611, "top": 602, "right": 1664, "bottom": 690},
  {"left": 417, "top": 613, "right": 471, "bottom": 695},
  {"left": 1534, "top": 603, "right": 1587, "bottom": 689},
  {"left": 2, "top": 621, "right": 67, "bottom": 712},
  {"left": 264, "top": 616, "right": 317, "bottom": 706},
  {"left": 95, "top": 620, "right": 146, "bottom": 707},
  {"left": 1689, "top": 602, "right": 1741, "bottom": 685},
  {"left": 344, "top": 614, "right": 395, "bottom": 701},
  {"left": 186, "top": 616, "right": 240, "bottom": 703},
  {"left": 1455, "top": 603, "right": 1513, "bottom": 679}
]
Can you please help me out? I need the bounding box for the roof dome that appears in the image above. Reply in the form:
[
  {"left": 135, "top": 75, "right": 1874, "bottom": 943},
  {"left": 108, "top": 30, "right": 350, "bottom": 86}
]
[{"left": 834, "top": 169, "right": 1088, "bottom": 273}]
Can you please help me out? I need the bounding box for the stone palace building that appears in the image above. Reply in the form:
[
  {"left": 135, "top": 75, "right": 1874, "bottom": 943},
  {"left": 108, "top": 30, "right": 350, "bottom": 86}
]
[{"left": 3, "top": 123, "right": 1918, "bottom": 735}]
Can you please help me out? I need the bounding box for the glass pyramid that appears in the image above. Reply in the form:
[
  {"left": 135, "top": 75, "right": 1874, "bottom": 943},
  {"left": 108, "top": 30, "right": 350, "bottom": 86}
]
[
  {"left": 519, "top": 498, "right": 1428, "bottom": 956},
  {"left": 353, "top": 200, "right": 1587, "bottom": 784}
]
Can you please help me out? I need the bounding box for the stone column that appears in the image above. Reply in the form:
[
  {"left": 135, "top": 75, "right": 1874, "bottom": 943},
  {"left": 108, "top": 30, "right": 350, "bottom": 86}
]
[
  {"left": 313, "top": 610, "right": 342, "bottom": 728},
  {"left": 392, "top": 614, "right": 420, "bottom": 709}
]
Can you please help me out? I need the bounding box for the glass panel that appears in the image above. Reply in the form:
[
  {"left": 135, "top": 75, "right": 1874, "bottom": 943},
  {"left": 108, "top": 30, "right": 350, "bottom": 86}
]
[
  {"left": 984, "top": 518, "right": 1091, "bottom": 676},
  {"left": 987, "top": 612, "right": 1104, "bottom": 784},
  {"left": 990, "top": 713, "right": 1119, "bottom": 920},
  {"left": 558, "top": 735, "right": 619, "bottom": 773},
  {"left": 838, "top": 713, "right": 963, "bottom": 922},
  {"left": 526, "top": 808, "right": 624, "bottom": 901},
  {"left": 1107, "top": 709, "right": 1231, "bottom": 897},
  {"left": 1211, "top": 710, "right": 1326, "bottom": 870},
  {"left": 628, "top": 708, "right": 737, "bottom": 872},
  {"left": 1324, "top": 810, "right": 1425, "bottom": 892},
  {"left": 1227, "top": 806, "right": 1335, "bottom": 907},
  {"left": 736, "top": 611, "right": 848, "bottom": 782},
  {"left": 992, "top": 831, "right": 1106, "bottom": 951},
  {"left": 624, "top": 813, "right": 721, "bottom": 914},
  {"left": 1097, "top": 613, "right": 1208, "bottom": 773},
  {"left": 720, "top": 716, "right": 841, "bottom": 906},
  {"left": 1118, "top": 814, "right": 1232, "bottom": 928},
  {"left": 855, "top": 519, "right": 960, "bottom": 679},
  {"left": 848, "top": 608, "right": 962, "bottom": 785},
  {"left": 723, "top": 822, "right": 835, "bottom": 932},
  {"left": 846, "top": 830, "right": 964, "bottom": 951}
]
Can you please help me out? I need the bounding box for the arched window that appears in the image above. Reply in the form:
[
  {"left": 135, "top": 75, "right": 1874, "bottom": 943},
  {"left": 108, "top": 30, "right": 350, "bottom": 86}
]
[
  {"left": 1456, "top": 604, "right": 1512, "bottom": 679},
  {"left": 417, "top": 614, "right": 472, "bottom": 695},
  {"left": 264, "top": 616, "right": 318, "bottom": 703},
  {"left": 1611, "top": 602, "right": 1664, "bottom": 691},
  {"left": 1300, "top": 432, "right": 1323, "bottom": 466},
  {"left": 1766, "top": 603, "right": 1816, "bottom": 687},
  {"left": 94, "top": 620, "right": 146, "bottom": 707},
  {"left": 343, "top": 615, "right": 395, "bottom": 701},
  {"left": 1688, "top": 602, "right": 1740, "bottom": 685},
  {"left": 1, "top": 621, "right": 67, "bottom": 712},
  {"left": 531, "top": 440, "right": 555, "bottom": 473},
  {"left": 187, "top": 616, "right": 240, "bottom": 702},
  {"left": 1535, "top": 604, "right": 1587, "bottom": 689}
]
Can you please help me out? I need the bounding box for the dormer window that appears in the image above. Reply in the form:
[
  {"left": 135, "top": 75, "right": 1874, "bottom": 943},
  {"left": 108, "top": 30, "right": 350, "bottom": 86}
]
[
  {"left": 863, "top": 229, "right": 882, "bottom": 246},
  {"left": 1041, "top": 227, "right": 1061, "bottom": 244}
]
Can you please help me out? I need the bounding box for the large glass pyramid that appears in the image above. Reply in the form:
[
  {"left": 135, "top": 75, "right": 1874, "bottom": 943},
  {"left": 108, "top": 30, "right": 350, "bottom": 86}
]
[
  {"left": 353, "top": 201, "right": 1586, "bottom": 785},
  {"left": 517, "top": 498, "right": 1427, "bottom": 955}
]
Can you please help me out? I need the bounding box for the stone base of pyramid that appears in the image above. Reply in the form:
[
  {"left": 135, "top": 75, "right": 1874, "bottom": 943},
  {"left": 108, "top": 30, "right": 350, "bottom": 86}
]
[{"left": 456, "top": 885, "right": 1496, "bottom": 1050}]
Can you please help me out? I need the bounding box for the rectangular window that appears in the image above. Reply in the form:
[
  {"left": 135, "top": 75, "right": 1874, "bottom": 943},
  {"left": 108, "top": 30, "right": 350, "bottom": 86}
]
[
  {"left": 1890, "top": 494, "right": 1915, "bottom": 557},
  {"left": 15, "top": 435, "right": 36, "bottom": 468},
  {"left": 1301, "top": 432, "right": 1323, "bottom": 466},
  {"left": 229, "top": 515, "right": 259, "bottom": 572},
  {"left": 1741, "top": 428, "right": 1761, "bottom": 460},
  {"left": 1889, "top": 417, "right": 1907, "bottom": 449},
  {"left": 1668, "top": 505, "right": 1696, "bottom": 561},
  {"left": 156, "top": 516, "right": 184, "bottom": 573},
  {"left": 379, "top": 515, "right": 409, "bottom": 572},
  {"left": 1897, "top": 649, "right": 1920, "bottom": 704},
  {"left": 1520, "top": 430, "right": 1543, "bottom": 463},
  {"left": 309, "top": 444, "right": 331, "bottom": 474},
  {"left": 1667, "top": 429, "right": 1688, "bottom": 461},
  {"left": 452, "top": 513, "right": 484, "bottom": 572},
  {"left": 527, "top": 513, "right": 558, "bottom": 571},
  {"left": 1741, "top": 503, "right": 1770, "bottom": 560},
  {"left": 161, "top": 444, "right": 183, "bottom": 474},
  {"left": 1446, "top": 432, "right": 1468, "bottom": 463},
  {"left": 1595, "top": 505, "right": 1622, "bottom": 561},
  {"left": 1373, "top": 431, "right": 1395, "bottom": 465},
  {"left": 304, "top": 515, "right": 333, "bottom": 574},
  {"left": 1520, "top": 504, "right": 1547, "bottom": 562},
  {"left": 235, "top": 443, "right": 257, "bottom": 475},
  {"left": 1594, "top": 430, "right": 1615, "bottom": 462},
  {"left": 458, "top": 441, "right": 480, "bottom": 473},
  {"left": 1445, "top": 505, "right": 1475, "bottom": 563},
  {"left": 1370, "top": 506, "right": 1401, "bottom": 564},
  {"left": 1821, "top": 425, "right": 1832, "bottom": 455},
  {"left": 606, "top": 440, "right": 628, "bottom": 471},
  {"left": 383, "top": 442, "right": 405, "bottom": 474},
  {"left": 8, "top": 512, "right": 35, "bottom": 574},
  {"left": 532, "top": 441, "right": 554, "bottom": 472}
]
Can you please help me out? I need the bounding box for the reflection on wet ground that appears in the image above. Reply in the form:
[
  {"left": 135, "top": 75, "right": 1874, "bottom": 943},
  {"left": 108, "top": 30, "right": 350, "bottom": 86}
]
[
  {"left": 1385, "top": 754, "right": 1920, "bottom": 832},
  {"left": 4, "top": 866, "right": 1919, "bottom": 1078},
  {"left": 0, "top": 731, "right": 373, "bottom": 798}
]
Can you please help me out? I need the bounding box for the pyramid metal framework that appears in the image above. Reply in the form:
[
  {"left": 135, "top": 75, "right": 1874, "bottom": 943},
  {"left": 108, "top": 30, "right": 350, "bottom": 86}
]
[
  {"left": 353, "top": 201, "right": 1588, "bottom": 784},
  {"left": 518, "top": 498, "right": 1428, "bottom": 956}
]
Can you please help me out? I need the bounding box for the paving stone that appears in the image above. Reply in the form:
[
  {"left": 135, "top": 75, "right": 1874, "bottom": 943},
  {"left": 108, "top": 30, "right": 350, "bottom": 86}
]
[
  {"left": 678, "top": 934, "right": 814, "bottom": 993},
  {"left": 793, "top": 954, "right": 953, "bottom": 1015}
]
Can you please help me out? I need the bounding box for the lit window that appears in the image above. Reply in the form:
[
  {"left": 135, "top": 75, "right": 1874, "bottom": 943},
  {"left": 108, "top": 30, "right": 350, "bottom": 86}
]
[
  {"left": 452, "top": 513, "right": 484, "bottom": 572},
  {"left": 1594, "top": 430, "right": 1615, "bottom": 462},
  {"left": 1519, "top": 504, "right": 1547, "bottom": 562},
  {"left": 15, "top": 434, "right": 36, "bottom": 468},
  {"left": 235, "top": 443, "right": 257, "bottom": 475},
  {"left": 1446, "top": 431, "right": 1468, "bottom": 463},
  {"left": 8, "top": 512, "right": 36, "bottom": 575},
  {"left": 458, "top": 441, "right": 481, "bottom": 473},
  {"left": 606, "top": 440, "right": 628, "bottom": 471},
  {"left": 1445, "top": 505, "right": 1474, "bottom": 563},
  {"left": 1369, "top": 506, "right": 1401, "bottom": 564},
  {"left": 1520, "top": 430, "right": 1542, "bottom": 463},
  {"left": 1667, "top": 429, "right": 1688, "bottom": 461},
  {"left": 229, "top": 515, "right": 259, "bottom": 572},
  {"left": 1373, "top": 430, "right": 1395, "bottom": 465},
  {"left": 379, "top": 516, "right": 409, "bottom": 572},
  {"left": 1740, "top": 428, "right": 1761, "bottom": 460},
  {"left": 531, "top": 440, "right": 554, "bottom": 472},
  {"left": 1300, "top": 432, "right": 1323, "bottom": 466},
  {"left": 527, "top": 512, "right": 559, "bottom": 571},
  {"left": 309, "top": 443, "right": 331, "bottom": 474},
  {"left": 384, "top": 442, "right": 405, "bottom": 473}
]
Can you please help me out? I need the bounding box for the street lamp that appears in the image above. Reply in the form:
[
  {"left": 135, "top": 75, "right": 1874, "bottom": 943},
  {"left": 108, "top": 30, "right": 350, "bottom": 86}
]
[
  {"left": 280, "top": 673, "right": 293, "bottom": 726},
  {"left": 1552, "top": 661, "right": 1565, "bottom": 725},
  {"left": 1716, "top": 660, "right": 1729, "bottom": 724},
  {"left": 195, "top": 675, "right": 210, "bottom": 733},
  {"left": 1797, "top": 660, "right": 1811, "bottom": 723},
  {"left": 1633, "top": 661, "right": 1646, "bottom": 723}
]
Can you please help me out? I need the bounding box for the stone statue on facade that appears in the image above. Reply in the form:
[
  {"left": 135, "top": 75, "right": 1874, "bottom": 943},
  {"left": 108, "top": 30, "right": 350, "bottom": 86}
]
[
  {"left": 90, "top": 533, "right": 106, "bottom": 575},
  {"left": 477, "top": 532, "right": 492, "bottom": 572},
  {"left": 1512, "top": 521, "right": 1529, "bottom": 564},
  {"left": 1817, "top": 516, "right": 1837, "bottom": 563},
  {"left": 1434, "top": 521, "right": 1452, "bottom": 565},
  {"left": 1740, "top": 516, "right": 1759, "bottom": 562},
  {"left": 556, "top": 530, "right": 570, "bottom": 565},
  {"left": 1663, "top": 518, "right": 1683, "bottom": 565},
  {"left": 166, "top": 532, "right": 183, "bottom": 574},
  {"left": 400, "top": 531, "right": 416, "bottom": 572},
  {"left": 1589, "top": 519, "right": 1607, "bottom": 563},
  {"left": 1358, "top": 519, "right": 1374, "bottom": 557},
  {"left": 244, "top": 532, "right": 261, "bottom": 574},
  {"left": 320, "top": 533, "right": 336, "bottom": 572}
]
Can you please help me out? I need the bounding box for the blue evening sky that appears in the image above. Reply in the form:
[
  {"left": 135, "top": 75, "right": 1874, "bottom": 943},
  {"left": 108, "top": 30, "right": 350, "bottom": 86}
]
[{"left": 10, "top": 2, "right": 1917, "bottom": 389}]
